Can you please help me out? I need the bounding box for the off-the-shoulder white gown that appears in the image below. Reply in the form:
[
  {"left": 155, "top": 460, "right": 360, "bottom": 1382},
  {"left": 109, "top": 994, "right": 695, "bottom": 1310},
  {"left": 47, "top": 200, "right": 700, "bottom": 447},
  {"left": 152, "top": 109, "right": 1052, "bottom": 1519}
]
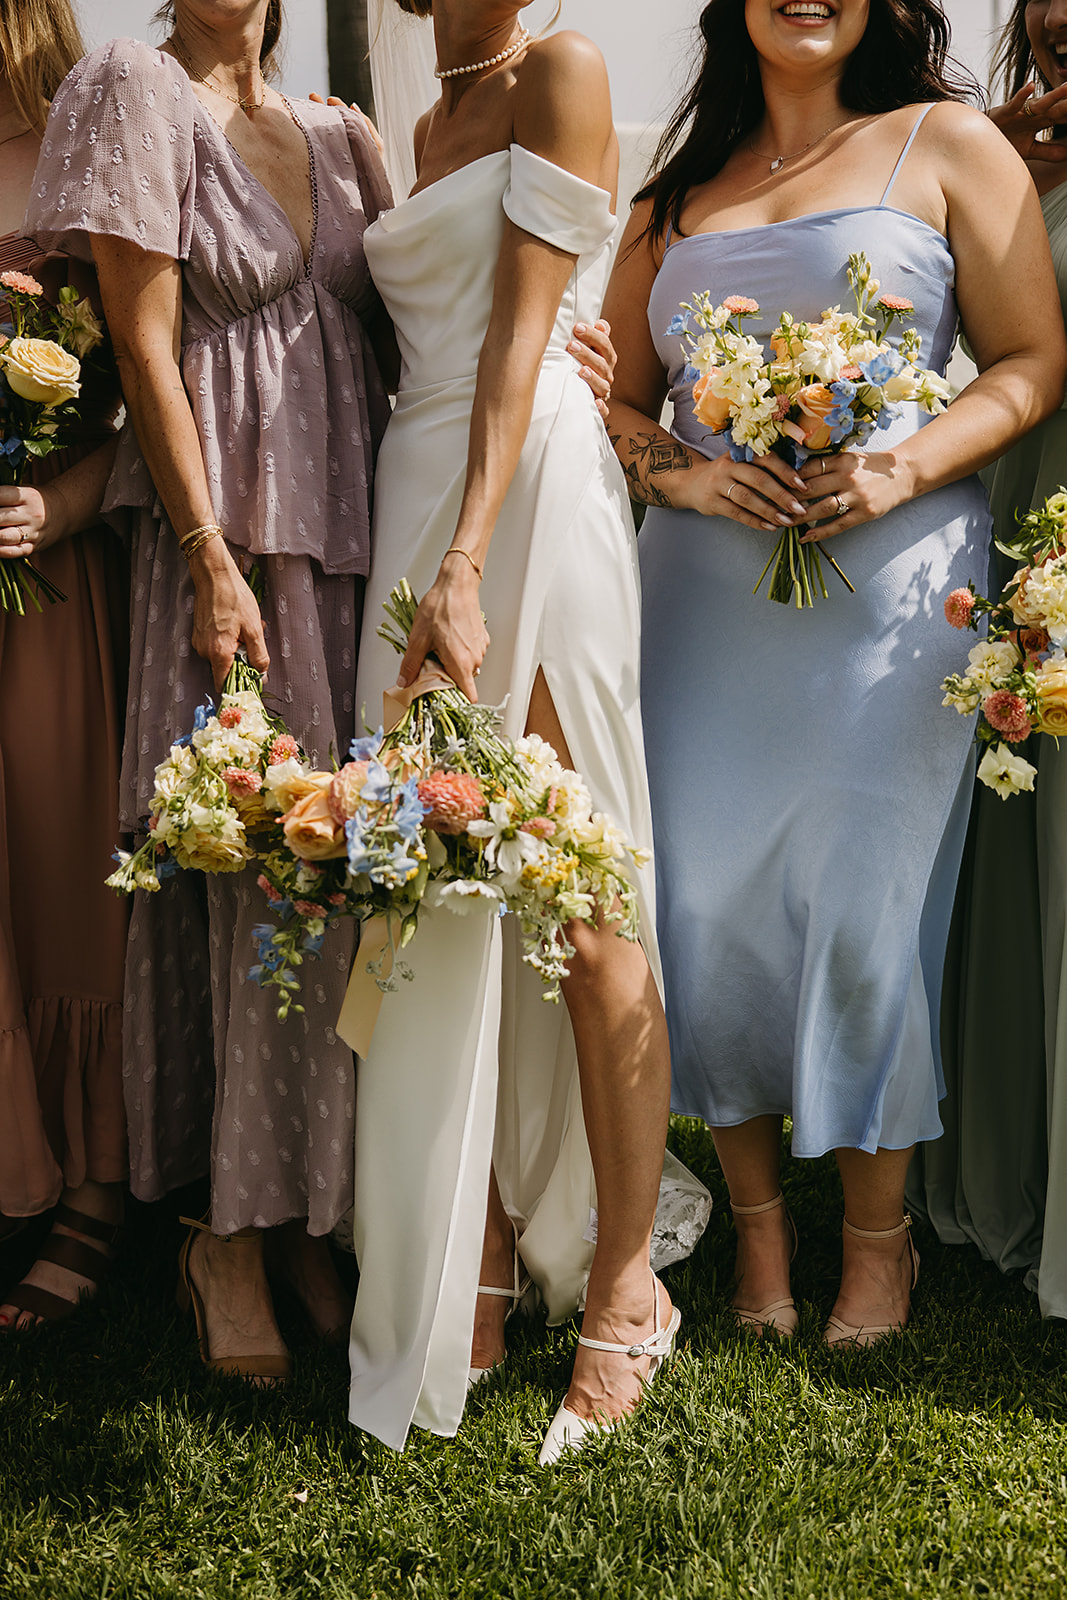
[{"left": 347, "top": 146, "right": 709, "bottom": 1450}]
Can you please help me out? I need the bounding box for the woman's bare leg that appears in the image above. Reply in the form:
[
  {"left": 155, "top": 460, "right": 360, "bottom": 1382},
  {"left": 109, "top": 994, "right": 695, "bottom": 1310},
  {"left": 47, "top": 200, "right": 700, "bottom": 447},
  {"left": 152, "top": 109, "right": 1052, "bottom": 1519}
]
[
  {"left": 710, "top": 1116, "right": 793, "bottom": 1316},
  {"left": 831, "top": 1145, "right": 916, "bottom": 1331},
  {"left": 470, "top": 1169, "right": 514, "bottom": 1370},
  {"left": 524, "top": 668, "right": 672, "bottom": 1420}
]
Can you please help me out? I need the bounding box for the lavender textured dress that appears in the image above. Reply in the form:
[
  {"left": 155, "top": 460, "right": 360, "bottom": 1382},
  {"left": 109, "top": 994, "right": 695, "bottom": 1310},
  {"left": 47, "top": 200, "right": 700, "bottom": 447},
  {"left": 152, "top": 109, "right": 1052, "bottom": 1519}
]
[{"left": 28, "top": 39, "right": 392, "bottom": 1233}]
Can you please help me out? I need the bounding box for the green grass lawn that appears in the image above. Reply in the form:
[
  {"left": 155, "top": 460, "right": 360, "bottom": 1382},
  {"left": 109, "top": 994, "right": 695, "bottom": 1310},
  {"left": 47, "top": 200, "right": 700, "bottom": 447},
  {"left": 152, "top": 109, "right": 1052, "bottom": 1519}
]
[{"left": 1, "top": 1119, "right": 1065, "bottom": 1600}]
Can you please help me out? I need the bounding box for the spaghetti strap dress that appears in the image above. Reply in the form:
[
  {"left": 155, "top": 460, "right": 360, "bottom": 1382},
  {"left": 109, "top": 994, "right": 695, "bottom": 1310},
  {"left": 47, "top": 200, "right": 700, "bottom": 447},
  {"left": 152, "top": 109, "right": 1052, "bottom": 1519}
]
[
  {"left": 28, "top": 39, "right": 393, "bottom": 1235},
  {"left": 347, "top": 147, "right": 709, "bottom": 1450},
  {"left": 639, "top": 108, "right": 988, "bottom": 1156}
]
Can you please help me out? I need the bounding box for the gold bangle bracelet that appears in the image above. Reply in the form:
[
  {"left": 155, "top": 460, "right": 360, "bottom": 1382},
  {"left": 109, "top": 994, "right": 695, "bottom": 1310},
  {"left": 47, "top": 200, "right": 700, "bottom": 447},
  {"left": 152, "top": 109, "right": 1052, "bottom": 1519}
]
[
  {"left": 443, "top": 546, "right": 484, "bottom": 581},
  {"left": 178, "top": 521, "right": 223, "bottom": 550},
  {"left": 180, "top": 528, "right": 223, "bottom": 560}
]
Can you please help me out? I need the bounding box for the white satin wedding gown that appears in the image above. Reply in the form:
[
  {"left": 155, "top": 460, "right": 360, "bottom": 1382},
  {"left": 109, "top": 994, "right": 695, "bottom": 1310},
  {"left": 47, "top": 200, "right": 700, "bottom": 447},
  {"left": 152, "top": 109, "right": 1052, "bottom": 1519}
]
[{"left": 347, "top": 145, "right": 709, "bottom": 1450}]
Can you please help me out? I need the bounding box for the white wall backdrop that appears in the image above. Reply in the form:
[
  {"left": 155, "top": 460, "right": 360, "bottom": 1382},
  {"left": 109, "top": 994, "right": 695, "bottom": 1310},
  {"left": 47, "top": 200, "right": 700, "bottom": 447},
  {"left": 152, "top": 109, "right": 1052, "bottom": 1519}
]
[{"left": 77, "top": 1, "right": 1012, "bottom": 125}]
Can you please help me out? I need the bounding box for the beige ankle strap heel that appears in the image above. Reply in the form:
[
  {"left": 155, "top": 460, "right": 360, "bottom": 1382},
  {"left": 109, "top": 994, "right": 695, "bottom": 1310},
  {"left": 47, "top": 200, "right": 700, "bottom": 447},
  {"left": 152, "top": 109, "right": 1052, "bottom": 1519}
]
[
  {"left": 824, "top": 1214, "right": 919, "bottom": 1349},
  {"left": 730, "top": 1192, "right": 798, "bottom": 1339}
]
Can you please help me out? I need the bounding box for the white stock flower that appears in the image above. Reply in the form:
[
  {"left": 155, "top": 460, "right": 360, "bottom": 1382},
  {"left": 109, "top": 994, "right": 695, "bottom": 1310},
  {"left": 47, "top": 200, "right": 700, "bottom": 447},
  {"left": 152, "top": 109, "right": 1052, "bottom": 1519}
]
[
  {"left": 965, "top": 638, "right": 1021, "bottom": 692},
  {"left": 1021, "top": 559, "right": 1067, "bottom": 646}
]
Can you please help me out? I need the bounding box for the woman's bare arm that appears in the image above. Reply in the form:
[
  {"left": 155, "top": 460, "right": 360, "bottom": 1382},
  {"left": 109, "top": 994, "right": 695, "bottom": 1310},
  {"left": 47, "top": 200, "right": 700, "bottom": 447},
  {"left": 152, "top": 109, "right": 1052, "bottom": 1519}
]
[
  {"left": 398, "top": 32, "right": 622, "bottom": 697},
  {"left": 91, "top": 234, "right": 268, "bottom": 688}
]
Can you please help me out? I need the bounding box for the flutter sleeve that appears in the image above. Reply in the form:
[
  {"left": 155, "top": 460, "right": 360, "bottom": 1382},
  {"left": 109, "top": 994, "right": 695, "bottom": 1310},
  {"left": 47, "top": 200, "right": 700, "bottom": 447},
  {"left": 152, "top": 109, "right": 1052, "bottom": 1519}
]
[
  {"left": 27, "top": 38, "right": 195, "bottom": 264},
  {"left": 339, "top": 106, "right": 394, "bottom": 226},
  {"left": 503, "top": 143, "right": 617, "bottom": 257}
]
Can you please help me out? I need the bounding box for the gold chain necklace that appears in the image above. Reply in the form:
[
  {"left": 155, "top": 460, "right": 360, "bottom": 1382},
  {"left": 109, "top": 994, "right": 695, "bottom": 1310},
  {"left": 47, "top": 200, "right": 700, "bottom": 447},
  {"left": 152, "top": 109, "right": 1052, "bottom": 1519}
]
[
  {"left": 748, "top": 122, "right": 843, "bottom": 175},
  {"left": 170, "top": 34, "right": 265, "bottom": 112}
]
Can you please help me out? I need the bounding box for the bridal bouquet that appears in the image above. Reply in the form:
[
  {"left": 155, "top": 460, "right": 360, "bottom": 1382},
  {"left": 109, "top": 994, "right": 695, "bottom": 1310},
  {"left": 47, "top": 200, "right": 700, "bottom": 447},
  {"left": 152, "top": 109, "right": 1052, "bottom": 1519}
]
[
  {"left": 0, "top": 268, "right": 106, "bottom": 614},
  {"left": 106, "top": 655, "right": 302, "bottom": 893},
  {"left": 669, "top": 251, "right": 950, "bottom": 607},
  {"left": 940, "top": 488, "right": 1067, "bottom": 799},
  {"left": 252, "top": 581, "right": 648, "bottom": 1020}
]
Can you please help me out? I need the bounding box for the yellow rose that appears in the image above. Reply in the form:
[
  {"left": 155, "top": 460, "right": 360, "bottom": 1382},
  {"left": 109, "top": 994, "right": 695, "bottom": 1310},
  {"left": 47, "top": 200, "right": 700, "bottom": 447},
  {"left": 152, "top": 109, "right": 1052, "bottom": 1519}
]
[
  {"left": 692, "top": 371, "right": 732, "bottom": 432},
  {"left": 1036, "top": 662, "right": 1067, "bottom": 735},
  {"left": 282, "top": 784, "right": 347, "bottom": 860},
  {"left": 0, "top": 336, "right": 81, "bottom": 405}
]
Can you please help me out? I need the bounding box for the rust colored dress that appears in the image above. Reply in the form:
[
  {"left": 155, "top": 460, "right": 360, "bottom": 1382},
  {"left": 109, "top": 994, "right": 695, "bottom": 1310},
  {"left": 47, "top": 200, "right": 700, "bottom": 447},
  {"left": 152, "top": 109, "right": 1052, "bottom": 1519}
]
[{"left": 0, "top": 233, "right": 128, "bottom": 1218}]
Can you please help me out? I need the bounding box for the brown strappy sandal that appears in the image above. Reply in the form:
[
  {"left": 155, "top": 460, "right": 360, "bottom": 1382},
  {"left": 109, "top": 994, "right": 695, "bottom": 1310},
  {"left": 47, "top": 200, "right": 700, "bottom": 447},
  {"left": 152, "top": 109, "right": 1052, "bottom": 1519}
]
[
  {"left": 176, "top": 1216, "right": 291, "bottom": 1385},
  {"left": 0, "top": 1202, "right": 121, "bottom": 1327}
]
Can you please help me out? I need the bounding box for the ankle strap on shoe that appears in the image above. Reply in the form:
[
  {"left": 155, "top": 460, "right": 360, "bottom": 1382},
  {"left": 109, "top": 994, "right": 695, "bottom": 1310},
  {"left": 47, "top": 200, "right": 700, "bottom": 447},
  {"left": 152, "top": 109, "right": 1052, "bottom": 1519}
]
[
  {"left": 731, "top": 1192, "right": 786, "bottom": 1217},
  {"left": 179, "top": 1214, "right": 260, "bottom": 1243},
  {"left": 842, "top": 1213, "right": 911, "bottom": 1241}
]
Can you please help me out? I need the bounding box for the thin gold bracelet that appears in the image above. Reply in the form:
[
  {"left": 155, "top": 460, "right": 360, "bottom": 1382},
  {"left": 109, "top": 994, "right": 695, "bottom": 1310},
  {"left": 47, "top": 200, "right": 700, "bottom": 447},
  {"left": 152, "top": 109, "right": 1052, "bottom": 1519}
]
[
  {"left": 180, "top": 527, "right": 223, "bottom": 560},
  {"left": 443, "top": 546, "right": 484, "bottom": 581},
  {"left": 178, "top": 521, "right": 223, "bottom": 550}
]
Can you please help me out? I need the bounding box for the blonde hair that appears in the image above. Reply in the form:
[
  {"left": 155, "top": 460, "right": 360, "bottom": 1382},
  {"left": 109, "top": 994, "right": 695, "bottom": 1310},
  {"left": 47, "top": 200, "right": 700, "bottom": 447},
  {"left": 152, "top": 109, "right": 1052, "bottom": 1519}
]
[
  {"left": 392, "top": 2, "right": 563, "bottom": 31},
  {"left": 0, "top": 0, "right": 85, "bottom": 135}
]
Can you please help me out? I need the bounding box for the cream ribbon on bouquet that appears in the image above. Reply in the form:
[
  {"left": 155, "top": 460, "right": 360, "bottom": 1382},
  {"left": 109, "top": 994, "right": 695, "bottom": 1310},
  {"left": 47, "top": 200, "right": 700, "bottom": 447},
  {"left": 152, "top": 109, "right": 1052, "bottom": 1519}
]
[{"left": 336, "top": 664, "right": 458, "bottom": 1058}]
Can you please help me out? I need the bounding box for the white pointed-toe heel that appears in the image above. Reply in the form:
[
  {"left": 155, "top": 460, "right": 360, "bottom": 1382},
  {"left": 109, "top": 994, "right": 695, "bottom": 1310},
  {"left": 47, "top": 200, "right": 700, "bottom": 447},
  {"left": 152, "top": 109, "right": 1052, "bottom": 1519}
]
[
  {"left": 467, "top": 1224, "right": 532, "bottom": 1390},
  {"left": 730, "top": 1191, "right": 799, "bottom": 1339},
  {"left": 538, "top": 1275, "right": 681, "bottom": 1465}
]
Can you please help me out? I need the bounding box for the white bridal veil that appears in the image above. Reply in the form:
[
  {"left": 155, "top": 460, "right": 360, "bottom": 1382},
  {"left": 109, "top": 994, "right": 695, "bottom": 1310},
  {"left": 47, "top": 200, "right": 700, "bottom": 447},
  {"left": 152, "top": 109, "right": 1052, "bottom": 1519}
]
[{"left": 366, "top": 0, "right": 438, "bottom": 200}]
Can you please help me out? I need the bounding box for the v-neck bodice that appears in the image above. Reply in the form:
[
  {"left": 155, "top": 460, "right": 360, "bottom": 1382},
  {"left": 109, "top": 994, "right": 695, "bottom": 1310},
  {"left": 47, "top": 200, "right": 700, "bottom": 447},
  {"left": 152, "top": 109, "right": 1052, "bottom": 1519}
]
[{"left": 29, "top": 37, "right": 394, "bottom": 576}]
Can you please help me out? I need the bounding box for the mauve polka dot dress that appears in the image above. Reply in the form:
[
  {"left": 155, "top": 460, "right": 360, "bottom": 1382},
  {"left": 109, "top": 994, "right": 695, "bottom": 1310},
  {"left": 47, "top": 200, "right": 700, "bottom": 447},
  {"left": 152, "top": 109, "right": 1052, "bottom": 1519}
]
[{"left": 29, "top": 38, "right": 392, "bottom": 1234}]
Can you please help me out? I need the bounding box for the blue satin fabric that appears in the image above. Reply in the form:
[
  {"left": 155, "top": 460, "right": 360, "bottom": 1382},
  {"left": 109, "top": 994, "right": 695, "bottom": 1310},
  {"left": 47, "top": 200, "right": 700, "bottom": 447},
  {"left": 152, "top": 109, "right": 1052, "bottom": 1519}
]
[{"left": 640, "top": 205, "right": 988, "bottom": 1155}]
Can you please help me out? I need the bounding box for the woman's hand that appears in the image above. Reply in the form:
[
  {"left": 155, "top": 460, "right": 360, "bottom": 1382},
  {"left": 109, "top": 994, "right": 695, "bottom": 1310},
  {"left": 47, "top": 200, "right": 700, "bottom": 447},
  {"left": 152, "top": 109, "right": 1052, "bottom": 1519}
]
[
  {"left": 188, "top": 540, "right": 270, "bottom": 691},
  {"left": 0, "top": 485, "right": 51, "bottom": 558},
  {"left": 683, "top": 451, "right": 810, "bottom": 531},
  {"left": 990, "top": 82, "right": 1067, "bottom": 166},
  {"left": 795, "top": 450, "right": 913, "bottom": 541},
  {"left": 397, "top": 562, "right": 490, "bottom": 702},
  {"left": 569, "top": 319, "right": 616, "bottom": 417}
]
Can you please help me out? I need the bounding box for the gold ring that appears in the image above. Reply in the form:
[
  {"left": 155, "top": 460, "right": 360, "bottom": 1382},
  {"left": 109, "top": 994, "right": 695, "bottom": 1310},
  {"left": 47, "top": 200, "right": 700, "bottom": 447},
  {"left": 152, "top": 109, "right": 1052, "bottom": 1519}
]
[
  {"left": 1024, "top": 96, "right": 1039, "bottom": 118},
  {"left": 726, "top": 482, "right": 738, "bottom": 503},
  {"left": 820, "top": 457, "right": 828, "bottom": 475}
]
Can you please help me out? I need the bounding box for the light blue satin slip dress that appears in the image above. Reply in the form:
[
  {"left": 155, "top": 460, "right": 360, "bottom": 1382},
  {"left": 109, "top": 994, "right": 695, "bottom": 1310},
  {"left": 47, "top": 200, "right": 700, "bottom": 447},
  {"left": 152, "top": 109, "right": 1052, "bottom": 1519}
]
[{"left": 639, "top": 108, "right": 989, "bottom": 1156}]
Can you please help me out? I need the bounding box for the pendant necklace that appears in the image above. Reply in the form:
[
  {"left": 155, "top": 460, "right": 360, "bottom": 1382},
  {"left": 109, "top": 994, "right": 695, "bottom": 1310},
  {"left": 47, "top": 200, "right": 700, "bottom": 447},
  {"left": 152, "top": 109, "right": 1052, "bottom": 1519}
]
[
  {"left": 170, "top": 34, "right": 265, "bottom": 112},
  {"left": 749, "top": 123, "right": 844, "bottom": 175}
]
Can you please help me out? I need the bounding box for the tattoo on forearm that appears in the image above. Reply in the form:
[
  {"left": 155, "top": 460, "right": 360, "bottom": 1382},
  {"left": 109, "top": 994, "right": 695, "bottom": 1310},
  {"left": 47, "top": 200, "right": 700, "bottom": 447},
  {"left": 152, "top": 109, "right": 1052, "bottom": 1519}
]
[{"left": 608, "top": 430, "right": 692, "bottom": 509}]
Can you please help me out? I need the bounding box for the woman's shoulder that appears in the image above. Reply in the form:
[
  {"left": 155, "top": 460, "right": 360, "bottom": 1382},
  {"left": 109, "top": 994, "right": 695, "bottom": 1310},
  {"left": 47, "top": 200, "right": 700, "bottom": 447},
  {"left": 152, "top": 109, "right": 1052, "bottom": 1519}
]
[
  {"left": 62, "top": 36, "right": 186, "bottom": 96},
  {"left": 908, "top": 99, "right": 1017, "bottom": 161},
  {"left": 522, "top": 29, "right": 609, "bottom": 91}
]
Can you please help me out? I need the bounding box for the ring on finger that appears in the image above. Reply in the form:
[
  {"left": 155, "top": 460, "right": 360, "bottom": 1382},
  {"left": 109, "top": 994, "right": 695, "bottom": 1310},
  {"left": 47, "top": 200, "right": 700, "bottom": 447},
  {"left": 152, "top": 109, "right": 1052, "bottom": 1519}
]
[
  {"left": 833, "top": 493, "right": 847, "bottom": 516},
  {"left": 819, "top": 457, "right": 828, "bottom": 476},
  {"left": 726, "top": 482, "right": 738, "bottom": 503},
  {"left": 1025, "top": 96, "right": 1039, "bottom": 117}
]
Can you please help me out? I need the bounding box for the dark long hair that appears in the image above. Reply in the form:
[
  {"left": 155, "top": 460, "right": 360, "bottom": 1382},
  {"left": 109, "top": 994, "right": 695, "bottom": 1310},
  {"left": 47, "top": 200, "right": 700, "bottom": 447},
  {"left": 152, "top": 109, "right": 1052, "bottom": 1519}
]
[
  {"left": 153, "top": 0, "right": 284, "bottom": 79},
  {"left": 637, "top": 0, "right": 977, "bottom": 242},
  {"left": 992, "top": 1, "right": 1040, "bottom": 99}
]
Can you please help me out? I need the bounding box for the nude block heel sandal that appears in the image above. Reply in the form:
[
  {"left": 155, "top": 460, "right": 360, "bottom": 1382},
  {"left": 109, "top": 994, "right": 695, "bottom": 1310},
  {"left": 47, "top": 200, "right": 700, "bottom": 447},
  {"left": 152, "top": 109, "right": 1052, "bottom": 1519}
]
[
  {"left": 823, "top": 1213, "right": 919, "bottom": 1348},
  {"left": 730, "top": 1191, "right": 798, "bottom": 1339},
  {"left": 176, "top": 1216, "right": 291, "bottom": 1385}
]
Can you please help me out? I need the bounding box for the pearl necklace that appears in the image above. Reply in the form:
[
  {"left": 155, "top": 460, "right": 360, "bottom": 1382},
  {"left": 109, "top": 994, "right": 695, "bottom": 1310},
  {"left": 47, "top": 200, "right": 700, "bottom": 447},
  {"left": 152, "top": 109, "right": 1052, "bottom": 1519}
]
[
  {"left": 434, "top": 27, "right": 531, "bottom": 80},
  {"left": 170, "top": 34, "right": 265, "bottom": 112}
]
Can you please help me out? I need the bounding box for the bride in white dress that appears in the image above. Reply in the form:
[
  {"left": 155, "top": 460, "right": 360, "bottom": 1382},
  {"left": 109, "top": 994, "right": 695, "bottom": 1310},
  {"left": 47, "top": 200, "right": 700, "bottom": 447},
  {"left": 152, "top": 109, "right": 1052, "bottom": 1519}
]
[{"left": 347, "top": 0, "right": 705, "bottom": 1460}]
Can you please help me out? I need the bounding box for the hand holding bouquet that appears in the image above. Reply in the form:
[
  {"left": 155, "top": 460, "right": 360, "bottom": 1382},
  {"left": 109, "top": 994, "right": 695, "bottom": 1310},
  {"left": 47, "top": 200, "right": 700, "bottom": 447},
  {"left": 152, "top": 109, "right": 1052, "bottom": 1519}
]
[
  {"left": 0, "top": 268, "right": 107, "bottom": 614},
  {"left": 941, "top": 488, "right": 1067, "bottom": 798},
  {"left": 670, "top": 252, "right": 950, "bottom": 607}
]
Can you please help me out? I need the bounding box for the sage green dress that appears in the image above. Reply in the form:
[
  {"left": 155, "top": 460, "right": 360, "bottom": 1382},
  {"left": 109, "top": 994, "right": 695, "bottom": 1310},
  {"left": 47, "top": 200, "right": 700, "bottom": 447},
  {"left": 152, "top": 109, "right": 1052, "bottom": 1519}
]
[{"left": 910, "top": 179, "right": 1067, "bottom": 1317}]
